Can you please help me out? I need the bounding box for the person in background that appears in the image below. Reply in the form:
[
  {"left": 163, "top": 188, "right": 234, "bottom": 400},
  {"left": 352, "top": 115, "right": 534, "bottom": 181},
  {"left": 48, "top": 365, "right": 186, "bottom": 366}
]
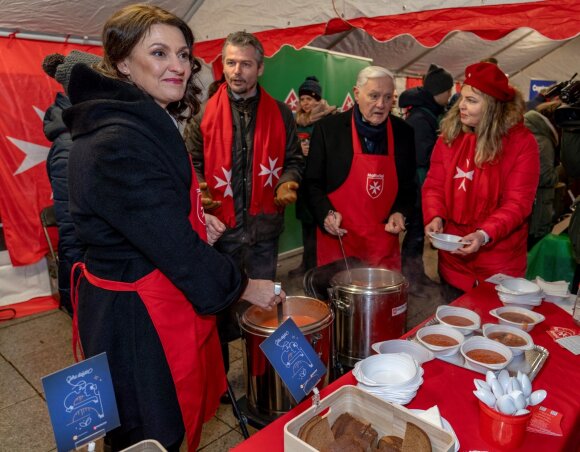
[
  {"left": 399, "top": 64, "right": 454, "bottom": 293},
  {"left": 305, "top": 66, "right": 416, "bottom": 269},
  {"left": 423, "top": 62, "right": 540, "bottom": 302},
  {"left": 289, "top": 76, "right": 336, "bottom": 276},
  {"left": 184, "top": 31, "right": 303, "bottom": 375},
  {"left": 524, "top": 101, "right": 562, "bottom": 249},
  {"left": 555, "top": 82, "right": 580, "bottom": 292},
  {"left": 41, "top": 50, "right": 101, "bottom": 315},
  {"left": 63, "top": 5, "right": 284, "bottom": 450}
]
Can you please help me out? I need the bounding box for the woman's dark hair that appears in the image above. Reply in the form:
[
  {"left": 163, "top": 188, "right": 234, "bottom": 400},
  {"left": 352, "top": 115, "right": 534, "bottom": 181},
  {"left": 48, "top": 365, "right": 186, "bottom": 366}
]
[{"left": 97, "top": 3, "right": 201, "bottom": 120}]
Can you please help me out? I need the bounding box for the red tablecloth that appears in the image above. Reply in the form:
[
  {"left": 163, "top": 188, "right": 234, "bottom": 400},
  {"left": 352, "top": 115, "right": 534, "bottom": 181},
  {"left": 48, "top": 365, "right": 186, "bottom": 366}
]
[{"left": 233, "top": 283, "right": 580, "bottom": 451}]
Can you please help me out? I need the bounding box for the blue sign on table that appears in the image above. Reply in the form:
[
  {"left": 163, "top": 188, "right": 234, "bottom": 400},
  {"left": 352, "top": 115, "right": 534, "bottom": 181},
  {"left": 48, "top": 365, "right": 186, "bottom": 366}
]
[
  {"left": 41, "top": 352, "right": 120, "bottom": 452},
  {"left": 259, "top": 317, "right": 326, "bottom": 403}
]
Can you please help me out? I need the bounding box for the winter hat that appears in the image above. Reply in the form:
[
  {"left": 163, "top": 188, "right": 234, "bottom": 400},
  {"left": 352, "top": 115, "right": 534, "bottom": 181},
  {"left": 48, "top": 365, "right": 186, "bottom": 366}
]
[
  {"left": 464, "top": 62, "right": 515, "bottom": 102},
  {"left": 299, "top": 76, "right": 322, "bottom": 101},
  {"left": 42, "top": 50, "right": 101, "bottom": 94},
  {"left": 423, "top": 64, "right": 454, "bottom": 96}
]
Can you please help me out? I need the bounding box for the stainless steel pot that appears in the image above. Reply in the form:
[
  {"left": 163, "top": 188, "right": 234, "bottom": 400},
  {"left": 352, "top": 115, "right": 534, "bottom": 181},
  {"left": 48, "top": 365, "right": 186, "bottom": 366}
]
[
  {"left": 329, "top": 267, "right": 408, "bottom": 367},
  {"left": 239, "top": 296, "right": 334, "bottom": 420}
]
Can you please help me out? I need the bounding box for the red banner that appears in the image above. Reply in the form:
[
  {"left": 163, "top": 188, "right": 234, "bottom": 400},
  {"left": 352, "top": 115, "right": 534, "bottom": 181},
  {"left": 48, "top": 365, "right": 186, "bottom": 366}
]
[{"left": 0, "top": 37, "right": 101, "bottom": 266}]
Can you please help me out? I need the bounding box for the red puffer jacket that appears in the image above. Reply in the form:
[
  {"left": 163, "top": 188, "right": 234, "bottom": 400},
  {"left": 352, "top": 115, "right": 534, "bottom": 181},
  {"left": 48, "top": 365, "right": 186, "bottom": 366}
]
[{"left": 422, "top": 123, "right": 540, "bottom": 291}]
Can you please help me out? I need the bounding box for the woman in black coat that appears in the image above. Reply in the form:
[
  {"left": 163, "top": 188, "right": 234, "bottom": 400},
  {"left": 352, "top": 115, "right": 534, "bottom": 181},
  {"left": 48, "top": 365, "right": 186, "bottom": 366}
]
[{"left": 63, "top": 5, "right": 283, "bottom": 451}]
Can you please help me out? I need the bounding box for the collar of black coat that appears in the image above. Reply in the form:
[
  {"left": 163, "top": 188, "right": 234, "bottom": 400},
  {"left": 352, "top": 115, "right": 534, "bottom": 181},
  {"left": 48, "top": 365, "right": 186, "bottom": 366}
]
[
  {"left": 227, "top": 84, "right": 261, "bottom": 114},
  {"left": 353, "top": 104, "right": 388, "bottom": 155},
  {"left": 66, "top": 63, "right": 148, "bottom": 106},
  {"left": 62, "top": 64, "right": 176, "bottom": 141}
]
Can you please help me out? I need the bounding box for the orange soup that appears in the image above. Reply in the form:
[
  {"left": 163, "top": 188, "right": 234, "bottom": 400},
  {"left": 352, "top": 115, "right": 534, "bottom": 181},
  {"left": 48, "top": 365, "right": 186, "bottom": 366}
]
[
  {"left": 499, "top": 312, "right": 534, "bottom": 324},
  {"left": 261, "top": 315, "right": 316, "bottom": 328},
  {"left": 441, "top": 315, "right": 473, "bottom": 327},
  {"left": 466, "top": 349, "right": 506, "bottom": 364},
  {"left": 422, "top": 334, "right": 458, "bottom": 347},
  {"left": 488, "top": 331, "right": 527, "bottom": 347}
]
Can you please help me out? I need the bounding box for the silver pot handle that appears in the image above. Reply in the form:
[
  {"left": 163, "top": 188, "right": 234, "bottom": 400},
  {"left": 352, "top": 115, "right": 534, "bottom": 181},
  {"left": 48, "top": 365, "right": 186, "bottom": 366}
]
[
  {"left": 333, "top": 297, "right": 353, "bottom": 316},
  {"left": 327, "top": 286, "right": 336, "bottom": 300}
]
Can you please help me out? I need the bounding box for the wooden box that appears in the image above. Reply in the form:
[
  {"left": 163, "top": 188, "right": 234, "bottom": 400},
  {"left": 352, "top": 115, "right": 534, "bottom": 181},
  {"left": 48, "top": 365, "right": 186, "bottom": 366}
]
[{"left": 284, "top": 385, "right": 454, "bottom": 451}]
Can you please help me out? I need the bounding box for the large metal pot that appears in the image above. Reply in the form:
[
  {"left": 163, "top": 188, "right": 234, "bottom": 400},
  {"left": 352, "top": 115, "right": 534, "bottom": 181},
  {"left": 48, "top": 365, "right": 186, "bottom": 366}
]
[
  {"left": 239, "top": 296, "right": 334, "bottom": 420},
  {"left": 329, "top": 267, "right": 408, "bottom": 367}
]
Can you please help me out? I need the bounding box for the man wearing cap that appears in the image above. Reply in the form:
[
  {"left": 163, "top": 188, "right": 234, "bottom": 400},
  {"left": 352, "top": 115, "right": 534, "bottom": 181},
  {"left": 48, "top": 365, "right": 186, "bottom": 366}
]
[
  {"left": 423, "top": 62, "right": 539, "bottom": 299},
  {"left": 42, "top": 50, "right": 101, "bottom": 314},
  {"left": 184, "top": 31, "right": 303, "bottom": 373},
  {"left": 305, "top": 66, "right": 416, "bottom": 269},
  {"left": 399, "top": 64, "right": 454, "bottom": 292}
]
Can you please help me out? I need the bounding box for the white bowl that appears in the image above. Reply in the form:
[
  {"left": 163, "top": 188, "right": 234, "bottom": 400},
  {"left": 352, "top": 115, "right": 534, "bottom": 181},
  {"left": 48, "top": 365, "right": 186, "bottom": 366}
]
[
  {"left": 358, "top": 353, "right": 419, "bottom": 387},
  {"left": 489, "top": 306, "right": 545, "bottom": 332},
  {"left": 461, "top": 336, "right": 513, "bottom": 371},
  {"left": 498, "top": 278, "right": 541, "bottom": 295},
  {"left": 428, "top": 232, "right": 469, "bottom": 252},
  {"left": 416, "top": 324, "right": 465, "bottom": 356},
  {"left": 481, "top": 323, "right": 534, "bottom": 356},
  {"left": 497, "top": 292, "right": 542, "bottom": 304},
  {"left": 371, "top": 339, "right": 435, "bottom": 364},
  {"left": 499, "top": 301, "right": 538, "bottom": 311},
  {"left": 436, "top": 305, "right": 481, "bottom": 334}
]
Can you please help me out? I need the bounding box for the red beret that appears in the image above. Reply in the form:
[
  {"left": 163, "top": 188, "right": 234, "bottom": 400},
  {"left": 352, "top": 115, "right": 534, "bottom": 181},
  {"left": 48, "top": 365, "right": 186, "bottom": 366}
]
[{"left": 464, "top": 62, "right": 515, "bottom": 102}]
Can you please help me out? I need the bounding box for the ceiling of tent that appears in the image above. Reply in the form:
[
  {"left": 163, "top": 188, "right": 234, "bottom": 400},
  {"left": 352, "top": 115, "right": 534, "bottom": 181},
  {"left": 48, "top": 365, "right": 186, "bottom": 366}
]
[
  {"left": 1, "top": 0, "right": 579, "bottom": 91},
  {"left": 0, "top": 0, "right": 204, "bottom": 41},
  {"left": 308, "top": 26, "right": 578, "bottom": 80}
]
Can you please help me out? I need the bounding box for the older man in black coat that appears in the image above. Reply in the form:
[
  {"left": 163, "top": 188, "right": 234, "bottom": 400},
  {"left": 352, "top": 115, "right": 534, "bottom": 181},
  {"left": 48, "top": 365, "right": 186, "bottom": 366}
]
[{"left": 305, "top": 66, "right": 416, "bottom": 271}]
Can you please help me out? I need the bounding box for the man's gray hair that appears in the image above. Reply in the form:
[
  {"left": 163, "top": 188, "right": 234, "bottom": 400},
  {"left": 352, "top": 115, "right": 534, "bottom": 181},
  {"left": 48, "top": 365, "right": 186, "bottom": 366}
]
[
  {"left": 222, "top": 31, "right": 264, "bottom": 65},
  {"left": 356, "top": 66, "right": 394, "bottom": 89}
]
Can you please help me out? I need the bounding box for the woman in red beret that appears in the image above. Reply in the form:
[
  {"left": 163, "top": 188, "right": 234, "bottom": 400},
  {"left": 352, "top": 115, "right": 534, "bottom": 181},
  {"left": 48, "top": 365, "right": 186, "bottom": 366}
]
[{"left": 422, "top": 62, "right": 540, "bottom": 300}]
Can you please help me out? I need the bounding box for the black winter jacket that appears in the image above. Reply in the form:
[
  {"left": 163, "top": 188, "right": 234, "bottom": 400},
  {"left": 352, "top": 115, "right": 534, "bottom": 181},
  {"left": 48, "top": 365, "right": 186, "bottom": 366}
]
[
  {"left": 184, "top": 86, "right": 304, "bottom": 246},
  {"left": 63, "top": 64, "right": 249, "bottom": 447},
  {"left": 398, "top": 87, "right": 445, "bottom": 169},
  {"left": 43, "top": 92, "right": 86, "bottom": 310},
  {"left": 305, "top": 109, "right": 417, "bottom": 228}
]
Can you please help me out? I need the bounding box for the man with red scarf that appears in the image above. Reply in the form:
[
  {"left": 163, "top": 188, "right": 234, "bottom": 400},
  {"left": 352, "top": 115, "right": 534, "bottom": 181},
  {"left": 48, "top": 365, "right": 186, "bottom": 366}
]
[
  {"left": 185, "top": 31, "right": 303, "bottom": 373},
  {"left": 305, "top": 66, "right": 416, "bottom": 270}
]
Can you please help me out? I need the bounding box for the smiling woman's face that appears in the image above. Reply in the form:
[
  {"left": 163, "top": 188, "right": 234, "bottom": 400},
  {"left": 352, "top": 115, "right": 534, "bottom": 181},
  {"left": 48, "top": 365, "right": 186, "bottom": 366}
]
[
  {"left": 117, "top": 23, "right": 191, "bottom": 109},
  {"left": 458, "top": 85, "right": 485, "bottom": 128}
]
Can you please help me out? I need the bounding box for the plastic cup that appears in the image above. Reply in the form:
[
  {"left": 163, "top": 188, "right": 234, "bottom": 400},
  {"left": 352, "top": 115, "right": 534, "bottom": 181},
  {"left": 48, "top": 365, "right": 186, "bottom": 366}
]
[{"left": 478, "top": 400, "right": 532, "bottom": 449}]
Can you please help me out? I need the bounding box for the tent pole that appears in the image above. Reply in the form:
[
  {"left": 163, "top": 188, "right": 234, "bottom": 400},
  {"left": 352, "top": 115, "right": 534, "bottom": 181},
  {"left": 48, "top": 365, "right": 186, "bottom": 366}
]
[{"left": 0, "top": 29, "right": 101, "bottom": 46}]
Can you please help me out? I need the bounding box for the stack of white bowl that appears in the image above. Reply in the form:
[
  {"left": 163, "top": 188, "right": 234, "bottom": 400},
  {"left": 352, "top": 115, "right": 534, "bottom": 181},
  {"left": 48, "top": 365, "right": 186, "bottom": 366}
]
[
  {"left": 535, "top": 276, "right": 571, "bottom": 303},
  {"left": 495, "top": 278, "right": 543, "bottom": 309},
  {"left": 353, "top": 353, "right": 423, "bottom": 405}
]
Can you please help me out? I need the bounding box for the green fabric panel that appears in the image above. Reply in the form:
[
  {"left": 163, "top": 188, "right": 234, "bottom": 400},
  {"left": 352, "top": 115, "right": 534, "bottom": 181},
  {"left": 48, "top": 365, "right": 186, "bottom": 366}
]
[
  {"left": 257, "top": 46, "right": 371, "bottom": 253},
  {"left": 526, "top": 233, "right": 575, "bottom": 291}
]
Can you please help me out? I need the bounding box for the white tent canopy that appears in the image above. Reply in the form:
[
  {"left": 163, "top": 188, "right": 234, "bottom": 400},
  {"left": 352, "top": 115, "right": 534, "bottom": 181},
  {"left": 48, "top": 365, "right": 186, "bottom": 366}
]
[{"left": 1, "top": 0, "right": 579, "bottom": 95}]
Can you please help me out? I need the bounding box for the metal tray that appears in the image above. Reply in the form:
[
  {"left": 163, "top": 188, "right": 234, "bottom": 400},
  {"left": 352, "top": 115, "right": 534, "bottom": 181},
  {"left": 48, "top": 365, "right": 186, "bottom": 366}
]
[{"left": 409, "top": 317, "right": 549, "bottom": 381}]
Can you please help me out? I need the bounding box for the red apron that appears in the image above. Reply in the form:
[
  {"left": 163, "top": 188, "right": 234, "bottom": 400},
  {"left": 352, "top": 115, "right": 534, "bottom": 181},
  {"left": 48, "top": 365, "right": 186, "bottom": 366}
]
[
  {"left": 71, "top": 162, "right": 225, "bottom": 451},
  {"left": 317, "top": 115, "right": 400, "bottom": 269}
]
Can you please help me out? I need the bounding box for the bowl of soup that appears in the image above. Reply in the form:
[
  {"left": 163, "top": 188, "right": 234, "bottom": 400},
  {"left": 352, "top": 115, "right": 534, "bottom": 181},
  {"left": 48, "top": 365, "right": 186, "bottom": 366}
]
[
  {"left": 489, "top": 306, "right": 545, "bottom": 332},
  {"left": 416, "top": 324, "right": 465, "bottom": 356},
  {"left": 481, "top": 323, "right": 534, "bottom": 356},
  {"left": 436, "top": 305, "right": 481, "bottom": 335},
  {"left": 461, "top": 336, "right": 513, "bottom": 371}
]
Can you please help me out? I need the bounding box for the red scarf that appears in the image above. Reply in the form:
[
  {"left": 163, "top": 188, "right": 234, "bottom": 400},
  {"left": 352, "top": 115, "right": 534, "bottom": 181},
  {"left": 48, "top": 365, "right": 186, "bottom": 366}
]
[
  {"left": 201, "top": 84, "right": 286, "bottom": 227},
  {"left": 447, "top": 132, "right": 502, "bottom": 225}
]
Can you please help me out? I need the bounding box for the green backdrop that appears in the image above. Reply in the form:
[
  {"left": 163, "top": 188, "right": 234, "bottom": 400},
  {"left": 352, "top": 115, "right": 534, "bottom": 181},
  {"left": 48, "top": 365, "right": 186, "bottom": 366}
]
[{"left": 258, "top": 45, "right": 371, "bottom": 253}]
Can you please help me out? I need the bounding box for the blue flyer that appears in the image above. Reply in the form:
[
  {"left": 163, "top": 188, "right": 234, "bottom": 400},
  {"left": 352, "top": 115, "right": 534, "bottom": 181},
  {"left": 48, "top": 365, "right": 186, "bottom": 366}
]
[
  {"left": 41, "top": 352, "right": 120, "bottom": 452},
  {"left": 259, "top": 317, "right": 326, "bottom": 403}
]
